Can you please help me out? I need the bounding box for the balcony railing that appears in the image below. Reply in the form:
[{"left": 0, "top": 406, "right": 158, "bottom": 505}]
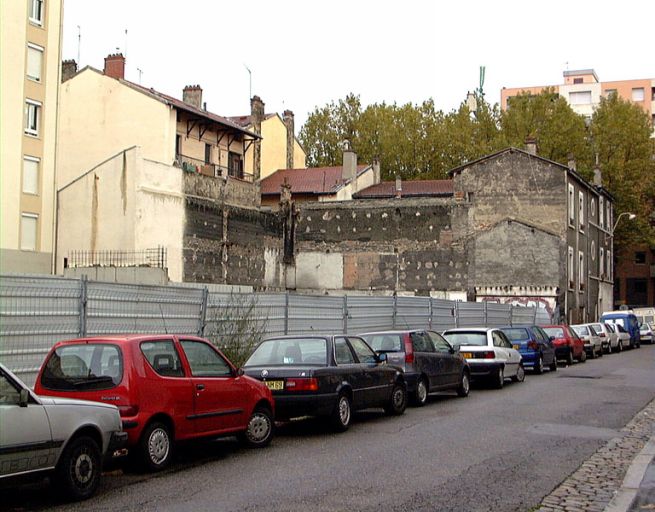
[
  {"left": 174, "top": 153, "right": 253, "bottom": 182},
  {"left": 65, "top": 247, "right": 167, "bottom": 269}
]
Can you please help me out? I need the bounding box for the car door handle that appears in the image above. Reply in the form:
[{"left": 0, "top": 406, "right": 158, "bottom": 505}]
[{"left": 196, "top": 384, "right": 205, "bottom": 391}]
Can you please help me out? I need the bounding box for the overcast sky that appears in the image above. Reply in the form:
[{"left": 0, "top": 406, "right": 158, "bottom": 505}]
[{"left": 62, "top": 0, "right": 655, "bottom": 130}]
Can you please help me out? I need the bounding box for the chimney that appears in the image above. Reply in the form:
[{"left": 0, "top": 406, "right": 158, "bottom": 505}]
[
  {"left": 283, "top": 110, "right": 295, "bottom": 170},
  {"left": 372, "top": 157, "right": 381, "bottom": 185},
  {"left": 183, "top": 85, "right": 203, "bottom": 109},
  {"left": 567, "top": 153, "right": 577, "bottom": 171},
  {"left": 593, "top": 166, "right": 603, "bottom": 186},
  {"left": 342, "top": 141, "right": 357, "bottom": 181},
  {"left": 61, "top": 59, "right": 78, "bottom": 82},
  {"left": 103, "top": 53, "right": 125, "bottom": 80},
  {"left": 525, "top": 137, "right": 538, "bottom": 156},
  {"left": 251, "top": 95, "right": 265, "bottom": 179},
  {"left": 395, "top": 175, "right": 402, "bottom": 198}
]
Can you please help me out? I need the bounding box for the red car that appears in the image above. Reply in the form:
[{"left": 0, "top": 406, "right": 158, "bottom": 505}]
[
  {"left": 34, "top": 335, "right": 274, "bottom": 472},
  {"left": 542, "top": 325, "right": 586, "bottom": 365}
]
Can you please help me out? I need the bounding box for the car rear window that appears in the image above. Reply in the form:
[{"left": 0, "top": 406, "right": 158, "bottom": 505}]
[
  {"left": 40, "top": 343, "right": 122, "bottom": 391},
  {"left": 572, "top": 326, "right": 589, "bottom": 336},
  {"left": 543, "top": 327, "right": 564, "bottom": 338},
  {"left": 442, "top": 332, "right": 487, "bottom": 347},
  {"left": 502, "top": 328, "right": 530, "bottom": 341},
  {"left": 246, "top": 338, "right": 327, "bottom": 366},
  {"left": 361, "top": 334, "right": 403, "bottom": 352}
]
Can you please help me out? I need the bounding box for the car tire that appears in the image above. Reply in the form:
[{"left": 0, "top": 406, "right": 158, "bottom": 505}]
[
  {"left": 139, "top": 421, "right": 173, "bottom": 472},
  {"left": 456, "top": 371, "right": 470, "bottom": 397},
  {"left": 413, "top": 377, "right": 429, "bottom": 406},
  {"left": 597, "top": 346, "right": 603, "bottom": 358},
  {"left": 579, "top": 349, "right": 587, "bottom": 363},
  {"left": 511, "top": 364, "right": 525, "bottom": 383},
  {"left": 566, "top": 349, "right": 574, "bottom": 366},
  {"left": 238, "top": 405, "right": 274, "bottom": 448},
  {"left": 617, "top": 340, "right": 623, "bottom": 353},
  {"left": 331, "top": 393, "right": 352, "bottom": 432},
  {"left": 589, "top": 347, "right": 596, "bottom": 359},
  {"left": 549, "top": 356, "right": 558, "bottom": 372},
  {"left": 533, "top": 356, "right": 543, "bottom": 374},
  {"left": 53, "top": 435, "right": 101, "bottom": 501},
  {"left": 607, "top": 343, "right": 612, "bottom": 354},
  {"left": 384, "top": 382, "right": 407, "bottom": 416},
  {"left": 493, "top": 367, "right": 505, "bottom": 389}
]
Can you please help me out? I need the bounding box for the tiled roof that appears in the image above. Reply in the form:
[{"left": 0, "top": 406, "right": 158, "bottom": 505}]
[
  {"left": 353, "top": 179, "right": 453, "bottom": 198},
  {"left": 227, "top": 113, "right": 277, "bottom": 127},
  {"left": 261, "top": 165, "right": 369, "bottom": 196}
]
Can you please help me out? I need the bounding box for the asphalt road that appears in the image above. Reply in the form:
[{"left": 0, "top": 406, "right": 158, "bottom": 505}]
[{"left": 3, "top": 345, "right": 655, "bottom": 512}]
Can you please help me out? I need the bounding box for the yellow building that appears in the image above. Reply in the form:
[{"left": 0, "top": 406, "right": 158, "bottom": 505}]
[
  {"left": 228, "top": 96, "right": 306, "bottom": 180},
  {"left": 1, "top": 0, "right": 63, "bottom": 273}
]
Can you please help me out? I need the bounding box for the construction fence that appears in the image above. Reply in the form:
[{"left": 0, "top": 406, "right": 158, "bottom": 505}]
[{"left": 0, "top": 274, "right": 551, "bottom": 385}]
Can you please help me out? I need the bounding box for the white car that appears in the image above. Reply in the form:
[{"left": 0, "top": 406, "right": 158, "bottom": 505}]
[
  {"left": 0, "top": 364, "right": 126, "bottom": 501},
  {"left": 589, "top": 322, "right": 618, "bottom": 353},
  {"left": 442, "top": 327, "right": 524, "bottom": 388},
  {"left": 571, "top": 324, "right": 603, "bottom": 359},
  {"left": 640, "top": 323, "right": 655, "bottom": 344},
  {"left": 604, "top": 323, "right": 628, "bottom": 352}
]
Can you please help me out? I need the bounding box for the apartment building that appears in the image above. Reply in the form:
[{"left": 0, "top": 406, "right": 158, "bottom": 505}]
[{"left": 0, "top": 0, "right": 63, "bottom": 273}]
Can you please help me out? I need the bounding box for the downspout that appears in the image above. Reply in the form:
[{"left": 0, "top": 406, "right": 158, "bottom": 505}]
[{"left": 52, "top": 0, "right": 65, "bottom": 274}]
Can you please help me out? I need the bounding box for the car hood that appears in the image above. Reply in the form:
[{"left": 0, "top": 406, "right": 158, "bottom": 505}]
[{"left": 38, "top": 395, "right": 118, "bottom": 410}]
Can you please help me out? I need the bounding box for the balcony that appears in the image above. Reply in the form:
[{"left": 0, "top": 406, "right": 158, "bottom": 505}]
[{"left": 175, "top": 153, "right": 253, "bottom": 183}]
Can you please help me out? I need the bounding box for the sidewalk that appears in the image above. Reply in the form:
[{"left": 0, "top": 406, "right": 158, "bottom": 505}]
[{"left": 538, "top": 399, "right": 655, "bottom": 512}]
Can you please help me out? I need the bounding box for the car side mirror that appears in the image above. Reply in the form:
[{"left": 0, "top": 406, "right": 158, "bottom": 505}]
[
  {"left": 19, "top": 388, "right": 29, "bottom": 407},
  {"left": 449, "top": 347, "right": 455, "bottom": 354},
  {"left": 235, "top": 368, "right": 244, "bottom": 377},
  {"left": 549, "top": 336, "right": 555, "bottom": 342},
  {"left": 377, "top": 352, "right": 388, "bottom": 363}
]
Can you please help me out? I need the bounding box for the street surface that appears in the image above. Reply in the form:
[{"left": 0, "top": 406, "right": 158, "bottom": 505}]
[{"left": 3, "top": 346, "right": 655, "bottom": 512}]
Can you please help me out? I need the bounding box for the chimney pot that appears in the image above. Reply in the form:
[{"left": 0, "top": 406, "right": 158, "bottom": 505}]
[
  {"left": 525, "top": 137, "right": 538, "bottom": 156},
  {"left": 103, "top": 53, "right": 125, "bottom": 80},
  {"left": 61, "top": 59, "right": 78, "bottom": 82},
  {"left": 183, "top": 85, "right": 203, "bottom": 109},
  {"left": 342, "top": 144, "right": 357, "bottom": 182},
  {"left": 283, "top": 110, "right": 295, "bottom": 170},
  {"left": 567, "top": 153, "right": 577, "bottom": 171}
]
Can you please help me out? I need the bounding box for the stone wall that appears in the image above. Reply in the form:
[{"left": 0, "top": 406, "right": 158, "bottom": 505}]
[{"left": 184, "top": 173, "right": 261, "bottom": 209}]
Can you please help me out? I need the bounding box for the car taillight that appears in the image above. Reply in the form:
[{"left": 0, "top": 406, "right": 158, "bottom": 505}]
[
  {"left": 404, "top": 336, "right": 414, "bottom": 364},
  {"left": 285, "top": 378, "right": 319, "bottom": 391},
  {"left": 118, "top": 405, "right": 139, "bottom": 417},
  {"left": 599, "top": 333, "right": 606, "bottom": 338},
  {"left": 483, "top": 350, "right": 495, "bottom": 359},
  {"left": 528, "top": 341, "right": 539, "bottom": 350}
]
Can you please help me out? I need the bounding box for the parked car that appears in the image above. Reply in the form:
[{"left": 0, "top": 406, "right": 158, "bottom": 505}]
[
  {"left": 588, "top": 322, "right": 617, "bottom": 354},
  {"left": 571, "top": 324, "right": 603, "bottom": 358},
  {"left": 441, "top": 328, "right": 524, "bottom": 388},
  {"left": 499, "top": 325, "right": 557, "bottom": 374},
  {"left": 242, "top": 335, "right": 407, "bottom": 431},
  {"left": 358, "top": 329, "right": 470, "bottom": 406},
  {"left": 600, "top": 311, "right": 641, "bottom": 349},
  {"left": 0, "top": 363, "right": 126, "bottom": 501},
  {"left": 541, "top": 325, "right": 586, "bottom": 365},
  {"left": 34, "top": 335, "right": 275, "bottom": 472},
  {"left": 607, "top": 322, "right": 630, "bottom": 351},
  {"left": 640, "top": 323, "right": 655, "bottom": 344}
]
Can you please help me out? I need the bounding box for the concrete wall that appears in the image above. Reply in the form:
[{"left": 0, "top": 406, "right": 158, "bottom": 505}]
[{"left": 184, "top": 173, "right": 261, "bottom": 209}]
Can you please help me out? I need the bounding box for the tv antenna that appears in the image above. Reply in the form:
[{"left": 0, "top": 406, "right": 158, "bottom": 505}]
[
  {"left": 77, "top": 25, "right": 81, "bottom": 64},
  {"left": 244, "top": 64, "right": 252, "bottom": 100},
  {"left": 137, "top": 67, "right": 144, "bottom": 84}
]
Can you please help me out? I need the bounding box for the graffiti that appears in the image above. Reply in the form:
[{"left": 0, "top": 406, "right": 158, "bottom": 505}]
[{"left": 479, "top": 296, "right": 557, "bottom": 318}]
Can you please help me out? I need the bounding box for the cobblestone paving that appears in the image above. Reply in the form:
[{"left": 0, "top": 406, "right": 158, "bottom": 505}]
[{"left": 537, "top": 399, "right": 655, "bottom": 512}]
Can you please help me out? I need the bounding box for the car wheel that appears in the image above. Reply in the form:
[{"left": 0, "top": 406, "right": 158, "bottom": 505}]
[
  {"left": 566, "top": 349, "right": 574, "bottom": 366},
  {"left": 607, "top": 343, "right": 612, "bottom": 354},
  {"left": 597, "top": 346, "right": 603, "bottom": 357},
  {"left": 617, "top": 340, "right": 623, "bottom": 353},
  {"left": 53, "top": 436, "right": 101, "bottom": 501},
  {"left": 533, "top": 356, "right": 543, "bottom": 374},
  {"left": 413, "top": 377, "right": 429, "bottom": 406},
  {"left": 549, "top": 355, "right": 558, "bottom": 372},
  {"left": 238, "top": 405, "right": 274, "bottom": 448},
  {"left": 139, "top": 421, "right": 173, "bottom": 472},
  {"left": 331, "top": 393, "right": 352, "bottom": 432},
  {"left": 384, "top": 382, "right": 407, "bottom": 416},
  {"left": 456, "top": 371, "right": 470, "bottom": 397},
  {"left": 511, "top": 364, "right": 525, "bottom": 383},
  {"left": 589, "top": 347, "right": 596, "bottom": 359},
  {"left": 493, "top": 367, "right": 505, "bottom": 389},
  {"left": 579, "top": 349, "right": 587, "bottom": 363}
]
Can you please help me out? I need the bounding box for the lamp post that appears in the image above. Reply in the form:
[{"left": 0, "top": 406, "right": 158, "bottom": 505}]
[{"left": 612, "top": 212, "right": 636, "bottom": 233}]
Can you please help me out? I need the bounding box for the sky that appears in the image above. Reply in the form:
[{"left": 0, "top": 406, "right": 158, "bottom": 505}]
[{"left": 62, "top": 0, "right": 655, "bottom": 130}]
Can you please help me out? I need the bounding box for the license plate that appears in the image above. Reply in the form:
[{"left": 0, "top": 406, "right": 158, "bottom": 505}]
[
  {"left": 264, "top": 380, "right": 284, "bottom": 391},
  {"left": 461, "top": 352, "right": 473, "bottom": 359},
  {"left": 513, "top": 345, "right": 520, "bottom": 350}
]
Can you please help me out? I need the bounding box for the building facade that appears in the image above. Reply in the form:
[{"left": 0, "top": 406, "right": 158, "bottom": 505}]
[
  {"left": 614, "top": 244, "right": 655, "bottom": 308},
  {"left": 1, "top": 0, "right": 63, "bottom": 273}
]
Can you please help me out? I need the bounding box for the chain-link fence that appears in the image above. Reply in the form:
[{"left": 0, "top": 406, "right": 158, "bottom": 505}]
[{"left": 0, "top": 274, "right": 551, "bottom": 385}]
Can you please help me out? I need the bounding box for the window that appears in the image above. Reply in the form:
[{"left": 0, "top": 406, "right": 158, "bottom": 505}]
[
  {"left": 180, "top": 340, "right": 231, "bottom": 377},
  {"left": 228, "top": 152, "right": 244, "bottom": 179},
  {"left": 600, "top": 248, "right": 605, "bottom": 277},
  {"left": 568, "top": 246, "right": 575, "bottom": 288},
  {"left": 573, "top": 78, "right": 583, "bottom": 85},
  {"left": 27, "top": 44, "right": 43, "bottom": 81},
  {"left": 410, "top": 332, "right": 434, "bottom": 353},
  {"left": 24, "top": 100, "right": 41, "bottom": 136},
  {"left": 635, "top": 252, "right": 646, "bottom": 264},
  {"left": 590, "top": 198, "right": 595, "bottom": 218},
  {"left": 570, "top": 91, "right": 592, "bottom": 105},
  {"left": 591, "top": 241, "right": 596, "bottom": 261},
  {"left": 20, "top": 213, "right": 38, "bottom": 251},
  {"left": 361, "top": 334, "right": 402, "bottom": 352},
  {"left": 0, "top": 371, "right": 22, "bottom": 405},
  {"left": 605, "top": 89, "right": 617, "bottom": 98},
  {"left": 606, "top": 202, "right": 611, "bottom": 231},
  {"left": 427, "top": 331, "right": 452, "bottom": 353},
  {"left": 29, "top": 0, "right": 44, "bottom": 25},
  {"left": 568, "top": 184, "right": 575, "bottom": 227},
  {"left": 40, "top": 344, "right": 123, "bottom": 390},
  {"left": 204, "top": 143, "right": 212, "bottom": 164},
  {"left": 348, "top": 337, "right": 377, "bottom": 364},
  {"left": 22, "top": 156, "right": 39, "bottom": 195},
  {"left": 579, "top": 251, "right": 584, "bottom": 291},
  {"left": 175, "top": 134, "right": 181, "bottom": 157},
  {"left": 140, "top": 340, "right": 184, "bottom": 377},
  {"left": 632, "top": 88, "right": 645, "bottom": 102},
  {"left": 599, "top": 197, "right": 604, "bottom": 229},
  {"left": 578, "top": 191, "right": 585, "bottom": 231},
  {"left": 335, "top": 338, "right": 356, "bottom": 364},
  {"left": 607, "top": 250, "right": 612, "bottom": 280}
]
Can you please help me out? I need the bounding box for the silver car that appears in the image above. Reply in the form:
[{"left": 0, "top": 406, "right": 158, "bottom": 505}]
[
  {"left": 604, "top": 323, "right": 628, "bottom": 352},
  {"left": 589, "top": 322, "right": 618, "bottom": 353},
  {"left": 0, "top": 364, "right": 126, "bottom": 501},
  {"left": 571, "top": 324, "right": 603, "bottom": 359},
  {"left": 640, "top": 323, "right": 655, "bottom": 344}
]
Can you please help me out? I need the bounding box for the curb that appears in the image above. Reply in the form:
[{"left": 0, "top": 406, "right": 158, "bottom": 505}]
[{"left": 604, "top": 437, "right": 655, "bottom": 512}]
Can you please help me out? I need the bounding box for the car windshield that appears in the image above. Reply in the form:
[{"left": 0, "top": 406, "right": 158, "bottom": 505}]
[
  {"left": 245, "top": 338, "right": 328, "bottom": 366},
  {"left": 502, "top": 328, "right": 529, "bottom": 341},
  {"left": 443, "top": 332, "right": 488, "bottom": 347},
  {"left": 543, "top": 327, "right": 564, "bottom": 338},
  {"left": 40, "top": 343, "right": 122, "bottom": 391},
  {"left": 604, "top": 318, "right": 626, "bottom": 328},
  {"left": 572, "top": 326, "right": 588, "bottom": 336},
  {"left": 360, "top": 334, "right": 403, "bottom": 352}
]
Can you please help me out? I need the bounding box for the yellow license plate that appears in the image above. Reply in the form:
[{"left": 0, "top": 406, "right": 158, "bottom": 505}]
[
  {"left": 461, "top": 352, "right": 473, "bottom": 359},
  {"left": 264, "top": 380, "right": 284, "bottom": 391},
  {"left": 513, "top": 345, "right": 520, "bottom": 350}
]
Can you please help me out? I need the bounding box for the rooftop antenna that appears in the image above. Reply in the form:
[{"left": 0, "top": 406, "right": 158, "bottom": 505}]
[
  {"left": 136, "top": 67, "right": 144, "bottom": 84},
  {"left": 77, "top": 25, "right": 81, "bottom": 64},
  {"left": 124, "top": 29, "right": 128, "bottom": 58},
  {"left": 244, "top": 64, "right": 252, "bottom": 100}
]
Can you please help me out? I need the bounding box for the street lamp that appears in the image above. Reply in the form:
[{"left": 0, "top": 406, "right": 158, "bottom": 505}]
[{"left": 612, "top": 212, "right": 636, "bottom": 233}]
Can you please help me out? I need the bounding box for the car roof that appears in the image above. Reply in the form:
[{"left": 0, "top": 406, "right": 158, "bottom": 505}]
[
  {"left": 443, "top": 327, "right": 494, "bottom": 333},
  {"left": 358, "top": 330, "right": 419, "bottom": 336},
  {"left": 54, "top": 334, "right": 206, "bottom": 344}
]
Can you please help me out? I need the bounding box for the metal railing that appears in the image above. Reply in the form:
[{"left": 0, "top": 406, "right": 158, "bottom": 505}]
[
  {"left": 175, "top": 153, "right": 253, "bottom": 182},
  {"left": 65, "top": 247, "right": 167, "bottom": 269}
]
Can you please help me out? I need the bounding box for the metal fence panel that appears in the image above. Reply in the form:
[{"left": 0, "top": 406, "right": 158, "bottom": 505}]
[
  {"left": 456, "top": 302, "right": 486, "bottom": 327},
  {"left": 287, "top": 295, "right": 344, "bottom": 335},
  {"left": 511, "top": 305, "right": 537, "bottom": 326},
  {"left": 347, "top": 296, "right": 395, "bottom": 334},
  {"left": 395, "top": 296, "right": 430, "bottom": 330},
  {"left": 431, "top": 299, "right": 457, "bottom": 332},
  {"left": 486, "top": 303, "right": 512, "bottom": 327},
  {"left": 535, "top": 307, "right": 552, "bottom": 325}
]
